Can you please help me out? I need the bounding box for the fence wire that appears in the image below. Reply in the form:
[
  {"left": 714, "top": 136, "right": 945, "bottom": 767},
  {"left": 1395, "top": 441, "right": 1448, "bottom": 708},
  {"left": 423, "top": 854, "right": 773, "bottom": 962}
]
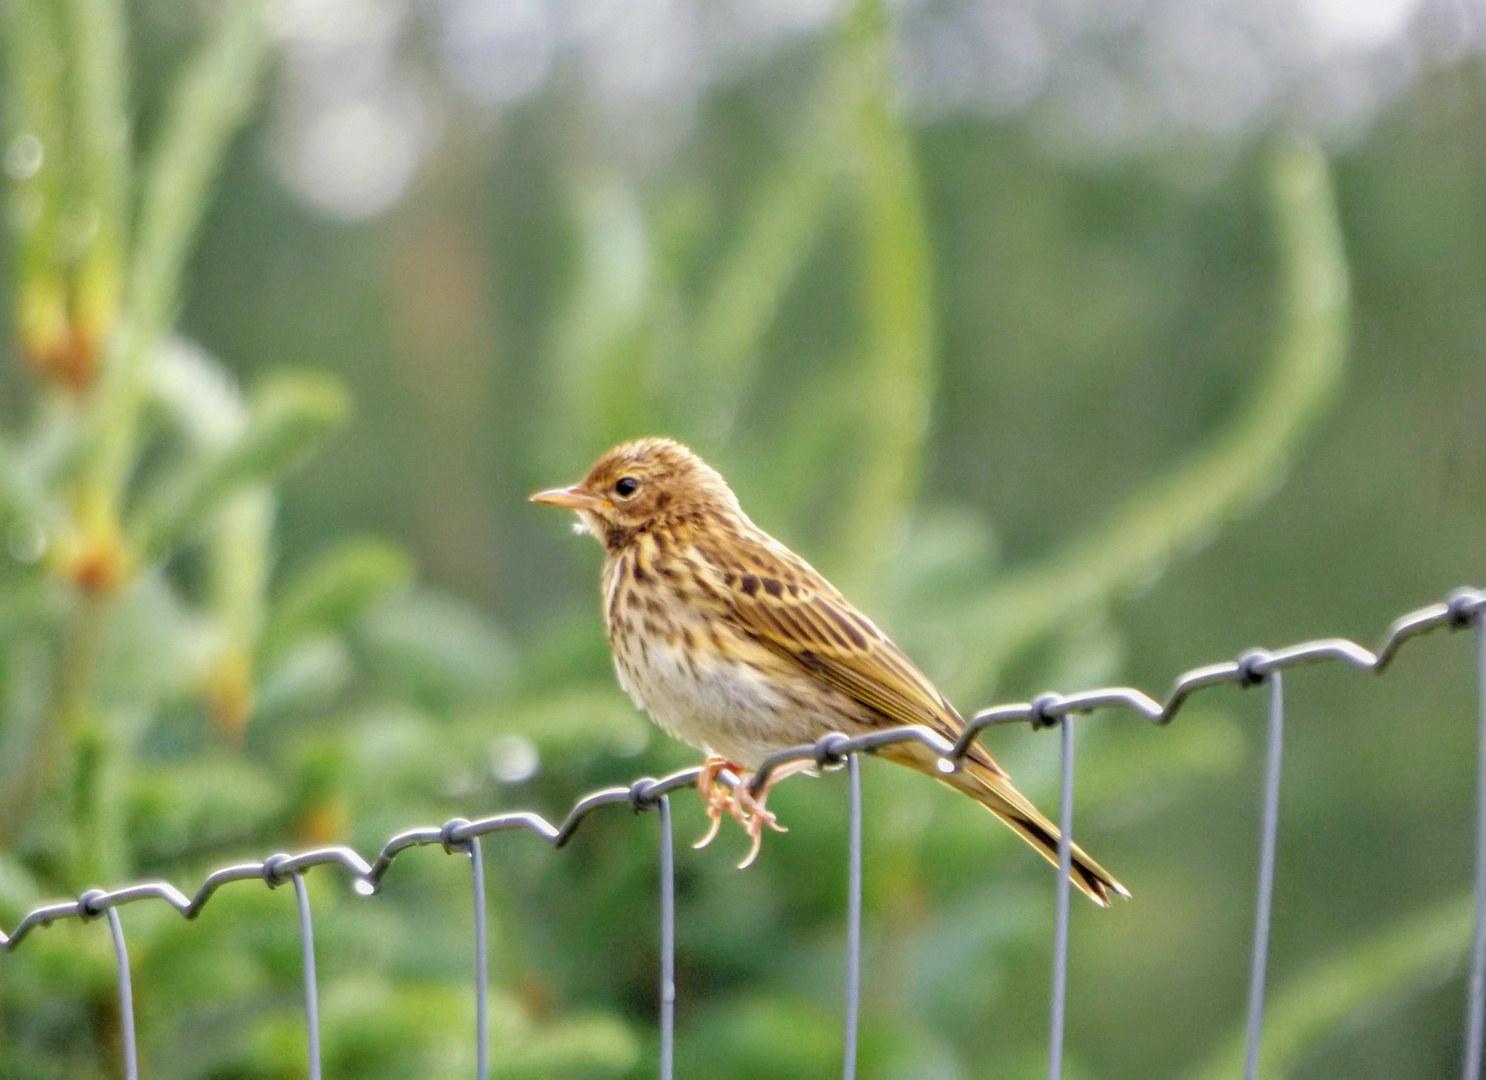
[{"left": 3, "top": 586, "right": 1486, "bottom": 1079}]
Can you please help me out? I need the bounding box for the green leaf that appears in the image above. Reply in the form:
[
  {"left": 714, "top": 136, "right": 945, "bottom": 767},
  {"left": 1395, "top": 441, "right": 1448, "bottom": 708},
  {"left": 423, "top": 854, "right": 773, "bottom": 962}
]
[
  {"left": 676, "top": 996, "right": 842, "bottom": 1079},
  {"left": 472, "top": 687, "right": 650, "bottom": 755},
  {"left": 80, "top": 0, "right": 274, "bottom": 516},
  {"left": 237, "top": 981, "right": 637, "bottom": 1080},
  {"left": 492, "top": 1011, "right": 640, "bottom": 1077},
  {"left": 0, "top": 851, "right": 42, "bottom": 926},
  {"left": 313, "top": 979, "right": 470, "bottom": 1078},
  {"left": 148, "top": 335, "right": 249, "bottom": 446},
  {"left": 261, "top": 537, "right": 414, "bottom": 661},
  {"left": 127, "top": 758, "right": 286, "bottom": 862},
  {"left": 359, "top": 588, "right": 515, "bottom": 709},
  {"left": 1074, "top": 706, "right": 1245, "bottom": 812},
  {"left": 1188, "top": 893, "right": 1474, "bottom": 1080},
  {"left": 134, "top": 371, "right": 349, "bottom": 556},
  {"left": 254, "top": 634, "right": 354, "bottom": 718},
  {"left": 92, "top": 570, "right": 214, "bottom": 721}
]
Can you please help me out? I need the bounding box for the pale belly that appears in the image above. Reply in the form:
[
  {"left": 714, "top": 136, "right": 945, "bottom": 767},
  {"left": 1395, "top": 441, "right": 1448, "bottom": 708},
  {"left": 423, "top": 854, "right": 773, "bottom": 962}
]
[{"left": 610, "top": 632, "right": 859, "bottom": 769}]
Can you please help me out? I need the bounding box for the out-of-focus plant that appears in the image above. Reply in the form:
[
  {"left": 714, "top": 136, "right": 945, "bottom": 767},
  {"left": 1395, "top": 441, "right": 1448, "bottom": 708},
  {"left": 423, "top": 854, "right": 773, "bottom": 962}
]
[
  {"left": 0, "top": 4, "right": 640, "bottom": 1076},
  {"left": 0, "top": 0, "right": 1409, "bottom": 1074},
  {"left": 949, "top": 141, "right": 1352, "bottom": 698},
  {"left": 1, "top": 1, "right": 281, "bottom": 881},
  {"left": 1191, "top": 893, "right": 1474, "bottom": 1079}
]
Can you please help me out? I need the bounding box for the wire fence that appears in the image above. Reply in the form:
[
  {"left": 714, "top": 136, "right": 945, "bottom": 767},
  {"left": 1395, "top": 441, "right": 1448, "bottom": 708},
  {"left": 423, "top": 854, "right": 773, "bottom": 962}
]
[{"left": 4, "top": 585, "right": 1486, "bottom": 1079}]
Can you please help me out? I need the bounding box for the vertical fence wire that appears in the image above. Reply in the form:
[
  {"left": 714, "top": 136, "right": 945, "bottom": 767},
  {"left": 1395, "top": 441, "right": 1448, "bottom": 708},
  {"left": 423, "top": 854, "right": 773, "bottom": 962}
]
[
  {"left": 1243, "top": 671, "right": 1285, "bottom": 1080},
  {"left": 291, "top": 873, "right": 322, "bottom": 1080},
  {"left": 658, "top": 795, "right": 675, "bottom": 1080},
  {"left": 842, "top": 753, "right": 862, "bottom": 1080},
  {"left": 470, "top": 836, "right": 489, "bottom": 1080},
  {"left": 1465, "top": 619, "right": 1486, "bottom": 1079},
  {"left": 1048, "top": 717, "right": 1075, "bottom": 1080},
  {"left": 105, "top": 907, "right": 138, "bottom": 1080}
]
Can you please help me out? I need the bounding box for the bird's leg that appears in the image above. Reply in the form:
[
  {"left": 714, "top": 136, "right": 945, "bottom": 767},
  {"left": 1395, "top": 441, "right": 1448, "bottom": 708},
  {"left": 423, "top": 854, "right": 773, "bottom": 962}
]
[
  {"left": 693, "top": 755, "right": 749, "bottom": 850},
  {"left": 732, "top": 760, "right": 816, "bottom": 869}
]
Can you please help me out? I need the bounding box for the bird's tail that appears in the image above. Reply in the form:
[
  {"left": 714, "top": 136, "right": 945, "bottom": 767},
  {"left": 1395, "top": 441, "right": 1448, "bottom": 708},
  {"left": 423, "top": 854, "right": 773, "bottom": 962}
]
[{"left": 881, "top": 745, "right": 1129, "bottom": 907}]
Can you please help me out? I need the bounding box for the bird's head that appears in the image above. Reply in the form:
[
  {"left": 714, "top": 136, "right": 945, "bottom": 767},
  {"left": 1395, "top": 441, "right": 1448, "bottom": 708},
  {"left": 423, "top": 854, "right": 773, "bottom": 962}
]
[{"left": 531, "top": 437, "right": 740, "bottom": 551}]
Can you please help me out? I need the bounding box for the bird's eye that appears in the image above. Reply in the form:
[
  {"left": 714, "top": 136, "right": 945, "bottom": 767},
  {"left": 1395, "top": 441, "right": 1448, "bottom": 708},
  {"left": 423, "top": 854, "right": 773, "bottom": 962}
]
[{"left": 614, "top": 476, "right": 640, "bottom": 498}]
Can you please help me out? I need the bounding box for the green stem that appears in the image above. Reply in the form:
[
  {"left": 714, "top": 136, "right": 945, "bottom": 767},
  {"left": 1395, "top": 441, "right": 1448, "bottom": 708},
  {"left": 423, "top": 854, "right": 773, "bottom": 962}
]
[
  {"left": 70, "top": 702, "right": 122, "bottom": 887},
  {"left": 835, "top": 0, "right": 936, "bottom": 594},
  {"left": 212, "top": 490, "right": 273, "bottom": 649},
  {"left": 956, "top": 141, "right": 1350, "bottom": 696},
  {"left": 691, "top": 116, "right": 844, "bottom": 413},
  {"left": 0, "top": 592, "right": 108, "bottom": 867},
  {"left": 65, "top": 0, "right": 129, "bottom": 221},
  {"left": 79, "top": 1, "right": 271, "bottom": 526},
  {"left": 54, "top": 596, "right": 105, "bottom": 879},
  {"left": 207, "top": 488, "right": 273, "bottom": 738},
  {"left": 65, "top": 0, "right": 130, "bottom": 356},
  {"left": 4, "top": 0, "right": 71, "bottom": 366}
]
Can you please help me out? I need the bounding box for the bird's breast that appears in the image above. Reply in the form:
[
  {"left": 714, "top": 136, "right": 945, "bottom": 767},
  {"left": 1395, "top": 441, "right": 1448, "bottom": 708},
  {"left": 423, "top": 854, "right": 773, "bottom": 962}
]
[{"left": 601, "top": 552, "right": 852, "bottom": 767}]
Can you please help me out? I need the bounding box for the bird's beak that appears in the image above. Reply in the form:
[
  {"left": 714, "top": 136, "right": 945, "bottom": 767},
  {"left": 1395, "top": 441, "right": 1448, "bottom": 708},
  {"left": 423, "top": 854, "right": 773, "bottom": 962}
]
[{"left": 530, "top": 485, "right": 610, "bottom": 511}]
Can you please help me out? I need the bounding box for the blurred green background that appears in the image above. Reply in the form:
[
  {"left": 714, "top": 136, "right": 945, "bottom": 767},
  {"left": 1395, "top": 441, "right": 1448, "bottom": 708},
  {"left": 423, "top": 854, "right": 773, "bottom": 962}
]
[{"left": 2, "top": 0, "right": 1486, "bottom": 1076}]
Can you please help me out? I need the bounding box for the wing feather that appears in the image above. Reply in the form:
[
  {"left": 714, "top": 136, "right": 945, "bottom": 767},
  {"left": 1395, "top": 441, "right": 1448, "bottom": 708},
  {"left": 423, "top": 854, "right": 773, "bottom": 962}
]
[{"left": 698, "top": 533, "right": 1005, "bottom": 776}]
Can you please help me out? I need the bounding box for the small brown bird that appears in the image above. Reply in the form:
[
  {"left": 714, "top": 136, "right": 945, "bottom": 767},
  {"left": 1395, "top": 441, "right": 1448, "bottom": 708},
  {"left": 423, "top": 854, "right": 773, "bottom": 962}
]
[{"left": 532, "top": 437, "right": 1127, "bottom": 905}]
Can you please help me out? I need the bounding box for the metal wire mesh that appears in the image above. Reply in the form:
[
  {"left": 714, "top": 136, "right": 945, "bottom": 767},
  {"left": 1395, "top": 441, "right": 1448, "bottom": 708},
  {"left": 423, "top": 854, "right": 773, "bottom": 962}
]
[{"left": 4, "top": 585, "right": 1486, "bottom": 1079}]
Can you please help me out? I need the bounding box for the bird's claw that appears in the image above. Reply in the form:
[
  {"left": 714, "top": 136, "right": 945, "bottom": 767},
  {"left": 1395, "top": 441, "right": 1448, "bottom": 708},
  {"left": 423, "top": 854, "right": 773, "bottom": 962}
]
[
  {"left": 693, "top": 806, "right": 723, "bottom": 851},
  {"left": 692, "top": 756, "right": 788, "bottom": 865},
  {"left": 693, "top": 757, "right": 748, "bottom": 850},
  {"left": 738, "top": 827, "right": 764, "bottom": 870},
  {"left": 734, "top": 782, "right": 787, "bottom": 868}
]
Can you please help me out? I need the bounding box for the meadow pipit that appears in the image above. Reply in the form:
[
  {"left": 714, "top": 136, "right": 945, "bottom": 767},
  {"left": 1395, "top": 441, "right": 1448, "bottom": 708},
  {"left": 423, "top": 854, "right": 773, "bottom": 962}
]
[{"left": 533, "top": 437, "right": 1127, "bottom": 904}]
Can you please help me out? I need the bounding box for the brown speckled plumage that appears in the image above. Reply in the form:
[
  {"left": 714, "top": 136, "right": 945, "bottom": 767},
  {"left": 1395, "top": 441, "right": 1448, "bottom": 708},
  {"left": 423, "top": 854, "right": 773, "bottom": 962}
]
[{"left": 533, "top": 437, "right": 1126, "bottom": 904}]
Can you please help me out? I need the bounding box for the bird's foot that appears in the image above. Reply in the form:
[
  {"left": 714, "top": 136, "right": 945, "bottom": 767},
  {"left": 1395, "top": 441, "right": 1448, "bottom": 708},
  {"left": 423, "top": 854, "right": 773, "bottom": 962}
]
[
  {"left": 693, "top": 756, "right": 748, "bottom": 850},
  {"left": 730, "top": 759, "right": 820, "bottom": 867},
  {"left": 732, "top": 777, "right": 789, "bottom": 869},
  {"left": 695, "top": 757, "right": 812, "bottom": 866}
]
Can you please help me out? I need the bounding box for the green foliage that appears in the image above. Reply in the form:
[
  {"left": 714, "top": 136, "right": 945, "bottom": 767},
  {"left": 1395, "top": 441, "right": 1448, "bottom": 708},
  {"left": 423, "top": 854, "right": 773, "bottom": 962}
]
[
  {"left": 3, "top": 0, "right": 1472, "bottom": 1076},
  {"left": 835, "top": 0, "right": 937, "bottom": 592},
  {"left": 259, "top": 537, "right": 413, "bottom": 657},
  {"left": 135, "top": 371, "right": 348, "bottom": 555},
  {"left": 0, "top": 3, "right": 626, "bottom": 1075},
  {"left": 1190, "top": 894, "right": 1474, "bottom": 1079},
  {"left": 952, "top": 142, "right": 1352, "bottom": 697}
]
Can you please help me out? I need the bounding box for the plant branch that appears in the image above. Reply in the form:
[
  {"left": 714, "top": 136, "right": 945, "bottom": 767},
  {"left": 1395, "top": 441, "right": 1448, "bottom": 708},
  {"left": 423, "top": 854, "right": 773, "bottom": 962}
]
[
  {"left": 65, "top": 0, "right": 130, "bottom": 361},
  {"left": 79, "top": 1, "right": 271, "bottom": 527},
  {"left": 835, "top": 0, "right": 936, "bottom": 594},
  {"left": 955, "top": 141, "right": 1351, "bottom": 695}
]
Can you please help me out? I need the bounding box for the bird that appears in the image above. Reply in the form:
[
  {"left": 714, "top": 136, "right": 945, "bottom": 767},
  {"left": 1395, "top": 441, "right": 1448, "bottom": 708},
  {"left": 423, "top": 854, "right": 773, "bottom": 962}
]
[{"left": 531, "top": 437, "right": 1127, "bottom": 906}]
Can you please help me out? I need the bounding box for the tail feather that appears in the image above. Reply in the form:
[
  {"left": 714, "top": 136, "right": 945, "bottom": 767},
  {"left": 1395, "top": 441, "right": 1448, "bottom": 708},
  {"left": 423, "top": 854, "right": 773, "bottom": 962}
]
[{"left": 881, "top": 746, "right": 1129, "bottom": 906}]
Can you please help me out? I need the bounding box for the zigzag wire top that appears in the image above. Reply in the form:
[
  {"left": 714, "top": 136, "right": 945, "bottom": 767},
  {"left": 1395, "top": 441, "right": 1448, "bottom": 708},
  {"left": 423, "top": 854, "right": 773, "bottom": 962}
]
[{"left": 3, "top": 585, "right": 1482, "bottom": 951}]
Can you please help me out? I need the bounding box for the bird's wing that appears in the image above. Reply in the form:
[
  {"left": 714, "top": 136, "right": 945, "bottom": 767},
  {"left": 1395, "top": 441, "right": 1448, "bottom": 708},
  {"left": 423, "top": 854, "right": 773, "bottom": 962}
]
[{"left": 701, "top": 537, "right": 1005, "bottom": 775}]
